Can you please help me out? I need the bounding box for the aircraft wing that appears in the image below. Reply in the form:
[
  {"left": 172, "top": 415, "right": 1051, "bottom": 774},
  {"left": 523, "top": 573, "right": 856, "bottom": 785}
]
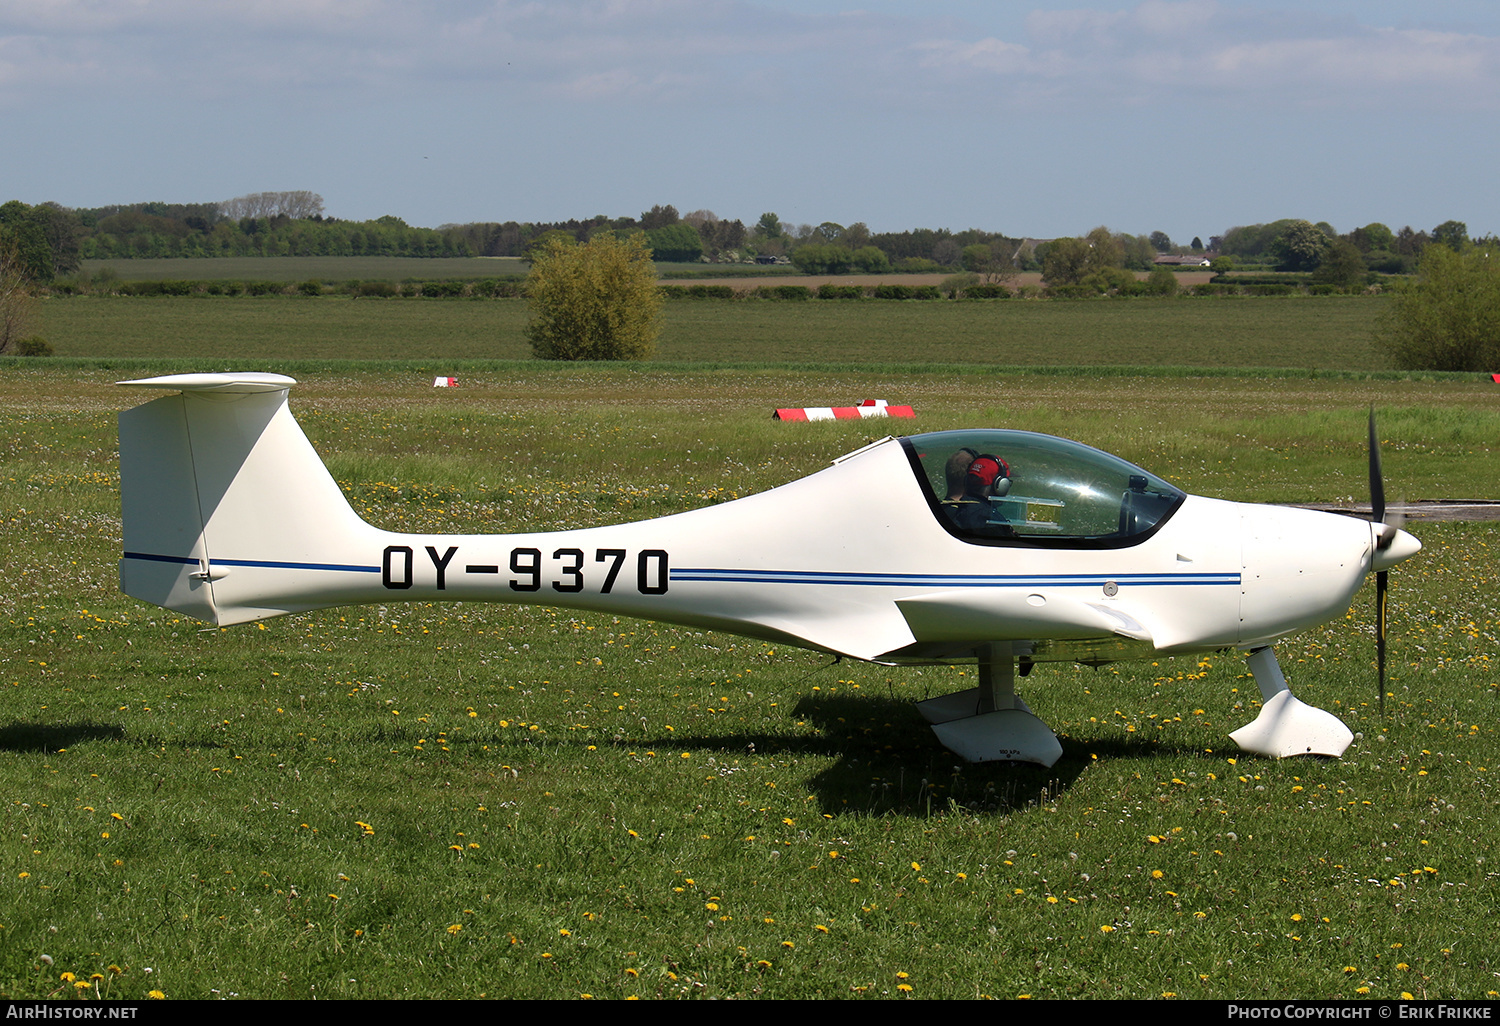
[{"left": 894, "top": 588, "right": 1154, "bottom": 645}]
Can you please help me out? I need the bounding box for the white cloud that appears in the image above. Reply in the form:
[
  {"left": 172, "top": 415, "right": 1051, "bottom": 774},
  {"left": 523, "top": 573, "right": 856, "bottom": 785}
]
[{"left": 3, "top": 1, "right": 1500, "bottom": 111}]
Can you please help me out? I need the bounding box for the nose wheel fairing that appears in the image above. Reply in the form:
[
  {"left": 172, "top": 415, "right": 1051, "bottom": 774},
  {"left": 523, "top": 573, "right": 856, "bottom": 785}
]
[{"left": 1229, "top": 646, "right": 1353, "bottom": 758}]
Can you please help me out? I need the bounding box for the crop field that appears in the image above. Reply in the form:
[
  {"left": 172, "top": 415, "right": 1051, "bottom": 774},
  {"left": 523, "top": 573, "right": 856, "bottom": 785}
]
[
  {"left": 40, "top": 293, "right": 1394, "bottom": 369},
  {"left": 0, "top": 362, "right": 1497, "bottom": 1000}
]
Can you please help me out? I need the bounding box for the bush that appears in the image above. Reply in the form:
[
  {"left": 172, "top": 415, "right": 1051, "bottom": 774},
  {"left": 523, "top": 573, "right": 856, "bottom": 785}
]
[
  {"left": 896, "top": 257, "right": 945, "bottom": 273},
  {"left": 299, "top": 279, "right": 324, "bottom": 297},
  {"left": 961, "top": 284, "right": 1010, "bottom": 299},
  {"left": 1047, "top": 284, "right": 1096, "bottom": 300},
  {"left": 1144, "top": 266, "right": 1179, "bottom": 297},
  {"left": 418, "top": 281, "right": 465, "bottom": 298},
  {"left": 15, "top": 336, "right": 52, "bottom": 356},
  {"left": 818, "top": 284, "right": 865, "bottom": 300},
  {"left": 525, "top": 233, "right": 662, "bottom": 361},
  {"left": 660, "top": 284, "right": 736, "bottom": 300},
  {"left": 355, "top": 281, "right": 399, "bottom": 298},
  {"left": 472, "top": 279, "right": 523, "bottom": 298},
  {"left": 753, "top": 285, "right": 811, "bottom": 301},
  {"left": 941, "top": 272, "right": 979, "bottom": 298},
  {"left": 850, "top": 246, "right": 891, "bottom": 274},
  {"left": 1378, "top": 244, "right": 1500, "bottom": 371},
  {"left": 872, "top": 284, "right": 912, "bottom": 300},
  {"left": 789, "top": 244, "right": 852, "bottom": 275},
  {"left": 244, "top": 281, "right": 284, "bottom": 296}
]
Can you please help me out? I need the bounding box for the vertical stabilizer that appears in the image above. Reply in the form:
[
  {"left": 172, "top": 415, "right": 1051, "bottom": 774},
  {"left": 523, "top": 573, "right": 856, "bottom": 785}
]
[{"left": 118, "top": 374, "right": 383, "bottom": 625}]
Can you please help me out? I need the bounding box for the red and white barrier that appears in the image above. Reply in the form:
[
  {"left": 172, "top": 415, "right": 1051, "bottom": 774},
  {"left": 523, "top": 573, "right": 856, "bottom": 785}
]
[
  {"left": 774, "top": 400, "right": 915, "bottom": 422},
  {"left": 433, "top": 377, "right": 458, "bottom": 387}
]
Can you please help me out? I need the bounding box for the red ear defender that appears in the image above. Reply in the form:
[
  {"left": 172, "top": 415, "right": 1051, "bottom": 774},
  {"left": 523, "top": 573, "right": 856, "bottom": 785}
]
[
  {"left": 967, "top": 454, "right": 1009, "bottom": 488},
  {"left": 967, "top": 457, "right": 1000, "bottom": 487}
]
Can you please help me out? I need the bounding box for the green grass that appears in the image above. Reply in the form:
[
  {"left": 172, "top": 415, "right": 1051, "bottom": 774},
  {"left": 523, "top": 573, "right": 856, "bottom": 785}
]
[
  {"left": 0, "top": 365, "right": 1496, "bottom": 999},
  {"left": 38, "top": 293, "right": 1398, "bottom": 369}
]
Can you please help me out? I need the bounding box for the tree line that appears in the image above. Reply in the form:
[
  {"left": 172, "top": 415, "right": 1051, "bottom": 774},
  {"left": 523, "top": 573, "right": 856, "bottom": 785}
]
[{"left": 0, "top": 192, "right": 1487, "bottom": 294}]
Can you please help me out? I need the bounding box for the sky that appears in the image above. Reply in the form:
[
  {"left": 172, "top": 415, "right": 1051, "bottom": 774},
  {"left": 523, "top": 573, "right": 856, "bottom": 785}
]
[{"left": 2, "top": 0, "right": 1498, "bottom": 243}]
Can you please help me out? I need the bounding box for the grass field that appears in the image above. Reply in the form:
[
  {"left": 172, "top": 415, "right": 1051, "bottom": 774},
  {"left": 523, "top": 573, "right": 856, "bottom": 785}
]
[
  {"left": 1, "top": 363, "right": 1497, "bottom": 1000},
  {"left": 39, "top": 293, "right": 1398, "bottom": 369}
]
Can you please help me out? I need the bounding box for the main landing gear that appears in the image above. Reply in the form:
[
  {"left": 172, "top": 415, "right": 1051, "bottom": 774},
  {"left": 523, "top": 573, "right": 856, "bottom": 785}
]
[
  {"left": 916, "top": 642, "right": 1063, "bottom": 768},
  {"left": 915, "top": 643, "right": 1353, "bottom": 767}
]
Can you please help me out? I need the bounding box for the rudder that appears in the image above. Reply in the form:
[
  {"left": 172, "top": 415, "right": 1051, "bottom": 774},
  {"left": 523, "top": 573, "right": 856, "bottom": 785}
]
[{"left": 118, "top": 373, "right": 382, "bottom": 625}]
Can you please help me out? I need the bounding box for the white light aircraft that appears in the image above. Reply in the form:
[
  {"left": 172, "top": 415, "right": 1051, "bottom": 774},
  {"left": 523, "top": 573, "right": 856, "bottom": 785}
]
[{"left": 116, "top": 373, "right": 1421, "bottom": 767}]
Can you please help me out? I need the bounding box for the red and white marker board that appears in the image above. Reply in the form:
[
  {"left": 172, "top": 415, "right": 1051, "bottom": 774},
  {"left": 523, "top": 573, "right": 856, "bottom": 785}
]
[{"left": 774, "top": 399, "right": 915, "bottom": 422}]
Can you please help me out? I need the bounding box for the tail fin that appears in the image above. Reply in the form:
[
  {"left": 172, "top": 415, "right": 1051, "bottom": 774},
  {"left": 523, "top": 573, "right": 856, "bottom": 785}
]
[{"left": 119, "top": 373, "right": 383, "bottom": 625}]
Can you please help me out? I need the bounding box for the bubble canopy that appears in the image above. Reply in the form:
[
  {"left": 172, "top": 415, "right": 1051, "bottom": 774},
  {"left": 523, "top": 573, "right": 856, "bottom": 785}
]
[{"left": 899, "top": 429, "right": 1186, "bottom": 548}]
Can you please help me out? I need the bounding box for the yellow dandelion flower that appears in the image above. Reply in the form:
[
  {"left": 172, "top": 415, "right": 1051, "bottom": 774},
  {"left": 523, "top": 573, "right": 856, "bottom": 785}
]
[
  {"left": 897, "top": 983, "right": 913, "bottom": 993},
  {"left": 1151, "top": 870, "right": 1164, "bottom": 879},
  {"left": 781, "top": 941, "right": 794, "bottom": 949},
  {"left": 447, "top": 924, "right": 463, "bottom": 934},
  {"left": 815, "top": 924, "right": 829, "bottom": 934},
  {"left": 1291, "top": 913, "right": 1303, "bottom": 922},
  {"left": 1100, "top": 924, "right": 1115, "bottom": 933}
]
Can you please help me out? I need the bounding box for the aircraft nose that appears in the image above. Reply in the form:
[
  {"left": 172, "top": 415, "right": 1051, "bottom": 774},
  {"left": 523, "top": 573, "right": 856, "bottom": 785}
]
[{"left": 1372, "top": 526, "right": 1421, "bottom": 571}]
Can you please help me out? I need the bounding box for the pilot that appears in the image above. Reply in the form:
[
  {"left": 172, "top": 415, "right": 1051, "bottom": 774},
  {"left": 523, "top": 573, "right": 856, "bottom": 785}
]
[
  {"left": 950, "top": 453, "right": 1013, "bottom": 533},
  {"left": 943, "top": 447, "right": 980, "bottom": 501}
]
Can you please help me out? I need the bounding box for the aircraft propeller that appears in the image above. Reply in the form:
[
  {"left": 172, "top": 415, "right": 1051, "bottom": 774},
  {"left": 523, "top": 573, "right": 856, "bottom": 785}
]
[{"left": 1367, "top": 408, "right": 1406, "bottom": 717}]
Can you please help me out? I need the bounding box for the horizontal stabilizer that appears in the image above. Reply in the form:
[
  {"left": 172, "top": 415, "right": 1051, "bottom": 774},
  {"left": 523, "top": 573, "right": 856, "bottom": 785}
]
[{"left": 117, "top": 372, "right": 298, "bottom": 394}]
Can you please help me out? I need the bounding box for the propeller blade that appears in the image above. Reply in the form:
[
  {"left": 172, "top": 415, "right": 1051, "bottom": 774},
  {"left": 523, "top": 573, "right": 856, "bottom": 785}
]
[
  {"left": 1376, "top": 569, "right": 1388, "bottom": 718},
  {"left": 1368, "top": 407, "right": 1386, "bottom": 527}
]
